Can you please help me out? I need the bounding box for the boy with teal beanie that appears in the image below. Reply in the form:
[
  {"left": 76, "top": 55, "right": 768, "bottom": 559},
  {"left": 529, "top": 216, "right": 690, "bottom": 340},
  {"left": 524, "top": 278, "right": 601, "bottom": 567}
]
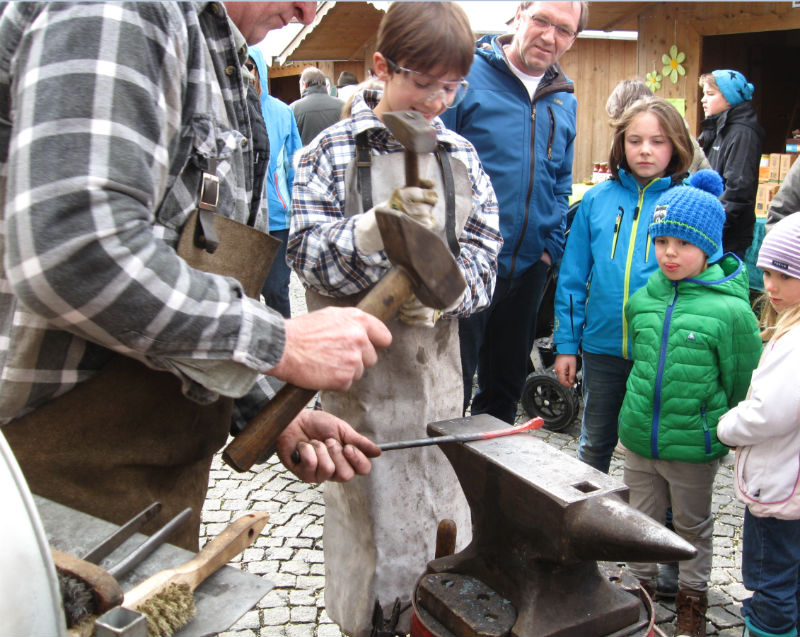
[{"left": 619, "top": 170, "right": 762, "bottom": 636}]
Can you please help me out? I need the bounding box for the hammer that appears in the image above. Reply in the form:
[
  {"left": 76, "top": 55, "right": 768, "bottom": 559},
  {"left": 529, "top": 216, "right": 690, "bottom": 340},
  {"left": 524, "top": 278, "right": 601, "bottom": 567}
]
[{"left": 222, "top": 111, "right": 466, "bottom": 473}]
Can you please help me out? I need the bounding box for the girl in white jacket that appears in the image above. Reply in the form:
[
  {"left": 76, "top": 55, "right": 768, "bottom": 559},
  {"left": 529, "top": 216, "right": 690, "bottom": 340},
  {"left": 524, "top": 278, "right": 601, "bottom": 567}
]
[{"left": 717, "top": 212, "right": 800, "bottom": 637}]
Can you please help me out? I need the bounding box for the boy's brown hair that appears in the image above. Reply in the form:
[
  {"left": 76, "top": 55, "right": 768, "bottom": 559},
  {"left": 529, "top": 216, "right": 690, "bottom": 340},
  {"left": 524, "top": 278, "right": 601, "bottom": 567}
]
[
  {"left": 698, "top": 73, "right": 719, "bottom": 91},
  {"left": 375, "top": 2, "right": 474, "bottom": 78},
  {"left": 608, "top": 96, "right": 693, "bottom": 181}
]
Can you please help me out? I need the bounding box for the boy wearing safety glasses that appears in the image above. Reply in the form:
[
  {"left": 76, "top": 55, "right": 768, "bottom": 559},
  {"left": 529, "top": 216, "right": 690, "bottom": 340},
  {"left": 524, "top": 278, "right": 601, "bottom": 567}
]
[{"left": 287, "top": 3, "right": 501, "bottom": 635}]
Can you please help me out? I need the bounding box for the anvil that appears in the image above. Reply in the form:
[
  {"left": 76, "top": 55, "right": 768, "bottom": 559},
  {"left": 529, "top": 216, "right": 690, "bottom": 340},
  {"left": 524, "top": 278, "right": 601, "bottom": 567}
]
[{"left": 416, "top": 414, "right": 696, "bottom": 637}]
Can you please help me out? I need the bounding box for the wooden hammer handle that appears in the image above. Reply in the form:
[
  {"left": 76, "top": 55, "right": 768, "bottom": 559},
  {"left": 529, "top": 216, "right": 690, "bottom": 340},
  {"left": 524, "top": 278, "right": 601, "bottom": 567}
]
[{"left": 222, "top": 268, "right": 415, "bottom": 473}]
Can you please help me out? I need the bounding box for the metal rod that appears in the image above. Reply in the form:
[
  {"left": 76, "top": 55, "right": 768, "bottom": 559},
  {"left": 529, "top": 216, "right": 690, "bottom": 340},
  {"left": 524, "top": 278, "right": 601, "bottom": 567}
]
[
  {"left": 107, "top": 507, "right": 193, "bottom": 579},
  {"left": 377, "top": 418, "right": 544, "bottom": 451},
  {"left": 291, "top": 418, "right": 544, "bottom": 464},
  {"left": 82, "top": 502, "right": 163, "bottom": 564}
]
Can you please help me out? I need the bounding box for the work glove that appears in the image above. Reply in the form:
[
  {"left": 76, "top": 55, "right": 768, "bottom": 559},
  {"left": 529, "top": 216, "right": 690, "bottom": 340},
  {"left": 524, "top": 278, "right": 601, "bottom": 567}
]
[
  {"left": 387, "top": 180, "right": 438, "bottom": 230},
  {"left": 353, "top": 180, "right": 439, "bottom": 256},
  {"left": 398, "top": 289, "right": 465, "bottom": 328}
]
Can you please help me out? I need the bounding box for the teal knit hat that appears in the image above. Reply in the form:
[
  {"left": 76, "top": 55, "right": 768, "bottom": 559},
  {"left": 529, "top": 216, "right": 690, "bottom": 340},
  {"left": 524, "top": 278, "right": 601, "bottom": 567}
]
[
  {"left": 649, "top": 170, "right": 725, "bottom": 258},
  {"left": 712, "top": 69, "right": 754, "bottom": 107}
]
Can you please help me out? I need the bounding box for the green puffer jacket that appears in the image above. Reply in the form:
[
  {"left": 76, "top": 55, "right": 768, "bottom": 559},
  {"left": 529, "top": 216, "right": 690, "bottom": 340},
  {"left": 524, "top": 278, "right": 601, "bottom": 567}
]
[{"left": 618, "top": 255, "right": 761, "bottom": 463}]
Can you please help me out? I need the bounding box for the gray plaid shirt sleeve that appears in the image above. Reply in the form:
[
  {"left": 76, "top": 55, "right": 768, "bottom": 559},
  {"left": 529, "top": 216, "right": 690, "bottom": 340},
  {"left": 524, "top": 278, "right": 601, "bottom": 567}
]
[{"left": 0, "top": 3, "right": 285, "bottom": 422}]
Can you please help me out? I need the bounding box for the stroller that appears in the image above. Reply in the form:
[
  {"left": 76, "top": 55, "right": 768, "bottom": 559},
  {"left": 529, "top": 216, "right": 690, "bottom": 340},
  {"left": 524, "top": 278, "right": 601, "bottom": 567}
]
[{"left": 520, "top": 201, "right": 582, "bottom": 432}]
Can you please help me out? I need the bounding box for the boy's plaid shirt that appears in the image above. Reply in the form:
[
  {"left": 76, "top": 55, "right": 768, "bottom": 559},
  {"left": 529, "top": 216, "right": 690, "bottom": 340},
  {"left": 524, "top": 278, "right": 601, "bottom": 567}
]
[
  {"left": 0, "top": 3, "right": 284, "bottom": 426},
  {"left": 288, "top": 89, "right": 502, "bottom": 317}
]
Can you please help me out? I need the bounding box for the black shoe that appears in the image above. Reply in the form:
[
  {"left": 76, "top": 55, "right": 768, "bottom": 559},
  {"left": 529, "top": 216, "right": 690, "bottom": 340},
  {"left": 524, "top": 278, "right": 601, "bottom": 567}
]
[{"left": 656, "top": 561, "right": 679, "bottom": 599}]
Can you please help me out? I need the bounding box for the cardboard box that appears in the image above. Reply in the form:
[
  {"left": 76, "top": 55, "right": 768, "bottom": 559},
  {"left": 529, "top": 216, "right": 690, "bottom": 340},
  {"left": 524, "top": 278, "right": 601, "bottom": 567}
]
[
  {"left": 755, "top": 183, "right": 782, "bottom": 218},
  {"left": 779, "top": 153, "right": 799, "bottom": 181},
  {"left": 769, "top": 153, "right": 783, "bottom": 182},
  {"left": 758, "top": 154, "right": 770, "bottom": 182},
  {"left": 755, "top": 183, "right": 771, "bottom": 217}
]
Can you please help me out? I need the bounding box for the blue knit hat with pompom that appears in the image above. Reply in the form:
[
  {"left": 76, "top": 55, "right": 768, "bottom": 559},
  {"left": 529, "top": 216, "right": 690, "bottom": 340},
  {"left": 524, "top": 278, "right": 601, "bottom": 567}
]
[{"left": 649, "top": 169, "right": 725, "bottom": 258}]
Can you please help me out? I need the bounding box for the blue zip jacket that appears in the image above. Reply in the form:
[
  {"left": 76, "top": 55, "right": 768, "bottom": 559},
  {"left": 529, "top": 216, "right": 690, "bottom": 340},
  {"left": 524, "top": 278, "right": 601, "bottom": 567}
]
[
  {"left": 553, "top": 171, "right": 679, "bottom": 359},
  {"left": 440, "top": 34, "right": 576, "bottom": 278},
  {"left": 249, "top": 47, "right": 301, "bottom": 232},
  {"left": 618, "top": 255, "right": 761, "bottom": 463}
]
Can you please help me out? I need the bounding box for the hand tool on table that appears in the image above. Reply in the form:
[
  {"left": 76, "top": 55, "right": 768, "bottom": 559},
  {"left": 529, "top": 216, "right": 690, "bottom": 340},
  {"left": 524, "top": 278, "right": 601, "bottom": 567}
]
[
  {"left": 94, "top": 512, "right": 269, "bottom": 637},
  {"left": 289, "top": 416, "right": 545, "bottom": 464},
  {"left": 412, "top": 414, "right": 697, "bottom": 637},
  {"left": 223, "top": 111, "right": 466, "bottom": 473},
  {"left": 53, "top": 507, "right": 192, "bottom": 633}
]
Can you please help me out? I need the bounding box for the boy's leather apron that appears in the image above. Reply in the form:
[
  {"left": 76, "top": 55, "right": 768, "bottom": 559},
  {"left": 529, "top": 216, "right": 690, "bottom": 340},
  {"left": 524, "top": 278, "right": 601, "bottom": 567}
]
[
  {"left": 313, "top": 152, "right": 474, "bottom": 637},
  {"left": 4, "top": 202, "right": 279, "bottom": 551}
]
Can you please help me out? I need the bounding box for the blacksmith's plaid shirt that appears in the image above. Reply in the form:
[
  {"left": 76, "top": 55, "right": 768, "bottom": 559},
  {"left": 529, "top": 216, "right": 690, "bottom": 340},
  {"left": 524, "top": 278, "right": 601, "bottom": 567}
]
[{"left": 0, "top": 3, "right": 284, "bottom": 428}]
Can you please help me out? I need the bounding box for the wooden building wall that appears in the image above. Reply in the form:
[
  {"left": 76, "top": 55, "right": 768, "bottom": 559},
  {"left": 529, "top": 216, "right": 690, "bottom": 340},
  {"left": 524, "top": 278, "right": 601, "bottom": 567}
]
[
  {"left": 560, "top": 38, "right": 638, "bottom": 183},
  {"left": 635, "top": 3, "right": 800, "bottom": 137}
]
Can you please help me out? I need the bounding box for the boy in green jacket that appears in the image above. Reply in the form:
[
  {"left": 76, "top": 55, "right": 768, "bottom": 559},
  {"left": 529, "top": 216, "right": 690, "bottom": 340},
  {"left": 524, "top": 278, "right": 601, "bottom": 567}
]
[{"left": 618, "top": 170, "right": 762, "bottom": 637}]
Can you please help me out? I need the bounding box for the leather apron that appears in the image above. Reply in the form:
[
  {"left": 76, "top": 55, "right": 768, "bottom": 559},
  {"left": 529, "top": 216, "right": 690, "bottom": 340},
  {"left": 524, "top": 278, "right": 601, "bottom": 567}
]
[
  {"left": 311, "top": 151, "right": 474, "bottom": 637},
  {"left": 3, "top": 200, "right": 279, "bottom": 551}
]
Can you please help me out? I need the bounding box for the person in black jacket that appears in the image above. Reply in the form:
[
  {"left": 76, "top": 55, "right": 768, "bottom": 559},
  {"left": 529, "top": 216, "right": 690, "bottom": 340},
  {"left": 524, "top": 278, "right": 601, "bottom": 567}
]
[{"left": 698, "top": 70, "right": 764, "bottom": 258}]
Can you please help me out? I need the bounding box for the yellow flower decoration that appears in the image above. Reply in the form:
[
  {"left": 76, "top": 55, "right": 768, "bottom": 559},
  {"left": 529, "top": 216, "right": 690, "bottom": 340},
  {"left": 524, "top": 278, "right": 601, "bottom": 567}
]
[
  {"left": 661, "top": 45, "right": 686, "bottom": 84},
  {"left": 645, "top": 71, "right": 662, "bottom": 93}
]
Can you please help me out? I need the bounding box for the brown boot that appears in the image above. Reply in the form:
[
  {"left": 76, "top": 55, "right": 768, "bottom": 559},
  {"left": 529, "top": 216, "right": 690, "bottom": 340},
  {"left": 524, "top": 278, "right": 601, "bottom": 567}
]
[{"left": 674, "top": 588, "right": 707, "bottom": 637}]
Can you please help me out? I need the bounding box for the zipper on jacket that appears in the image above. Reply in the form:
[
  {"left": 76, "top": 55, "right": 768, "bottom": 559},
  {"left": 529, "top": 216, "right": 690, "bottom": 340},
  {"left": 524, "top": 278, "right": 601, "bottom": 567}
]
[
  {"left": 645, "top": 230, "right": 652, "bottom": 263},
  {"left": 547, "top": 106, "right": 555, "bottom": 160},
  {"left": 621, "top": 181, "right": 652, "bottom": 358},
  {"left": 651, "top": 282, "right": 678, "bottom": 459},
  {"left": 700, "top": 406, "right": 712, "bottom": 454},
  {"left": 510, "top": 105, "right": 536, "bottom": 276},
  {"left": 611, "top": 206, "right": 624, "bottom": 259}
]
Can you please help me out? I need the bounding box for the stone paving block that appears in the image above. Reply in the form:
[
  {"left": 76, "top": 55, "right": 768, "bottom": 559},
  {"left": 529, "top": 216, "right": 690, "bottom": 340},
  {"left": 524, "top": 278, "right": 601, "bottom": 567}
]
[
  {"left": 264, "top": 606, "right": 292, "bottom": 625},
  {"left": 317, "top": 624, "right": 344, "bottom": 637},
  {"left": 290, "top": 605, "right": 317, "bottom": 623},
  {"left": 286, "top": 624, "right": 316, "bottom": 637},
  {"left": 289, "top": 589, "right": 316, "bottom": 606},
  {"left": 222, "top": 498, "right": 250, "bottom": 511},
  {"left": 268, "top": 546, "right": 294, "bottom": 561},
  {"left": 708, "top": 604, "right": 741, "bottom": 628},
  {"left": 203, "top": 509, "right": 234, "bottom": 523},
  {"left": 271, "top": 572, "right": 299, "bottom": 587},
  {"left": 281, "top": 559, "right": 312, "bottom": 575},
  {"left": 296, "top": 548, "right": 325, "bottom": 564},
  {"left": 723, "top": 581, "right": 749, "bottom": 601},
  {"left": 286, "top": 537, "right": 314, "bottom": 549},
  {"left": 262, "top": 588, "right": 290, "bottom": 608}
]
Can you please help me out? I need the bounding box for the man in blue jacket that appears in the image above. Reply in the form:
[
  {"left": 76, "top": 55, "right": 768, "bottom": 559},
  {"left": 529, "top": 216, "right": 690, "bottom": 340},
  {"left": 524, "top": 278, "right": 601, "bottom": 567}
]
[{"left": 441, "top": 1, "right": 587, "bottom": 423}]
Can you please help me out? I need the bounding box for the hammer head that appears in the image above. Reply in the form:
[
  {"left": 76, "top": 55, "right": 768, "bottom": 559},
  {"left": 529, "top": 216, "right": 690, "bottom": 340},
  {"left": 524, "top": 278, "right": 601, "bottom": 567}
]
[
  {"left": 375, "top": 208, "right": 466, "bottom": 309},
  {"left": 382, "top": 111, "right": 437, "bottom": 154}
]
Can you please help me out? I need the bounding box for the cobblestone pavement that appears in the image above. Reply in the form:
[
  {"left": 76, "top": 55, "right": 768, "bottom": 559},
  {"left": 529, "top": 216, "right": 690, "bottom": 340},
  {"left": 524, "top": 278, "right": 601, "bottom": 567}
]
[{"left": 209, "top": 276, "right": 748, "bottom": 637}]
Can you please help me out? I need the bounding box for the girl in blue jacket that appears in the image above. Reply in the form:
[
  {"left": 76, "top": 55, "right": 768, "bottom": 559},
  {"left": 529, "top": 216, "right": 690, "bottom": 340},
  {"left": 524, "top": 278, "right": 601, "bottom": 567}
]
[{"left": 553, "top": 96, "right": 694, "bottom": 473}]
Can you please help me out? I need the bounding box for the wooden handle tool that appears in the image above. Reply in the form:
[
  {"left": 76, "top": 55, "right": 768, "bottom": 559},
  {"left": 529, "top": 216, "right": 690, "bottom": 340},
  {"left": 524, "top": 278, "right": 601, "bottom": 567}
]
[{"left": 111, "top": 513, "right": 269, "bottom": 637}]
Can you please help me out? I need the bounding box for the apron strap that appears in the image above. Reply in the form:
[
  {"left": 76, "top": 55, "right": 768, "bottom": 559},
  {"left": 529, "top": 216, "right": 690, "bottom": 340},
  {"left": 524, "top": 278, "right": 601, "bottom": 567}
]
[
  {"left": 355, "top": 131, "right": 374, "bottom": 213},
  {"left": 195, "top": 158, "right": 221, "bottom": 253},
  {"left": 435, "top": 144, "right": 460, "bottom": 258}
]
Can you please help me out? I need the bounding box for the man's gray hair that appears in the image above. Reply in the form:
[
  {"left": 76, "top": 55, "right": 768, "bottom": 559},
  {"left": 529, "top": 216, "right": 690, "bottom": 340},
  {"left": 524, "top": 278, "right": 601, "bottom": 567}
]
[{"left": 300, "top": 66, "right": 327, "bottom": 87}]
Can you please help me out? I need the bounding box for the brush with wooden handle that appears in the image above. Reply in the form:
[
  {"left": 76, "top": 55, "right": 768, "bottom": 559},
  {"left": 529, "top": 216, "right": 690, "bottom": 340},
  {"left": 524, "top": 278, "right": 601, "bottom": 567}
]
[{"left": 119, "top": 512, "right": 269, "bottom": 637}]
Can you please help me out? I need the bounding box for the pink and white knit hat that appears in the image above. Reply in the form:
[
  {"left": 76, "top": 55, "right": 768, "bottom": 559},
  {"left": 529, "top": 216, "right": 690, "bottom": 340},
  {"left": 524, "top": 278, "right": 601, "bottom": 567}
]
[{"left": 758, "top": 214, "right": 800, "bottom": 280}]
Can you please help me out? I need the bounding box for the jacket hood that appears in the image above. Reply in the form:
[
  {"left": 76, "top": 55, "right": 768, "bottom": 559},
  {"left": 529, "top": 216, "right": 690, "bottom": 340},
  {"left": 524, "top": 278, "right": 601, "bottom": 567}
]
[
  {"left": 474, "top": 33, "right": 573, "bottom": 98},
  {"left": 649, "top": 253, "right": 750, "bottom": 300},
  {"left": 247, "top": 46, "right": 271, "bottom": 106}
]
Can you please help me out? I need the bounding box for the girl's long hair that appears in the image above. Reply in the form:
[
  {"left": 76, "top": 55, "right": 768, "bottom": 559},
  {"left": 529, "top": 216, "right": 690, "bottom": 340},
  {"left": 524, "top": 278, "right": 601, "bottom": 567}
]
[
  {"left": 759, "top": 295, "right": 800, "bottom": 343},
  {"left": 608, "top": 96, "right": 693, "bottom": 181}
]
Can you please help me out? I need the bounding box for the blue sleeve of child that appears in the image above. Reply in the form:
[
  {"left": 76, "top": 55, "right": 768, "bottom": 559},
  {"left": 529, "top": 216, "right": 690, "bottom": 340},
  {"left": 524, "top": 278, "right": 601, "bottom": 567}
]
[{"left": 553, "top": 196, "right": 594, "bottom": 354}]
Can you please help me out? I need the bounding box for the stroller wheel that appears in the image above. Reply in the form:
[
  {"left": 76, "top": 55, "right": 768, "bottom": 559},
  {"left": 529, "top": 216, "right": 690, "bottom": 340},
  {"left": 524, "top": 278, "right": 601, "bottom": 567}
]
[{"left": 521, "top": 371, "right": 579, "bottom": 432}]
